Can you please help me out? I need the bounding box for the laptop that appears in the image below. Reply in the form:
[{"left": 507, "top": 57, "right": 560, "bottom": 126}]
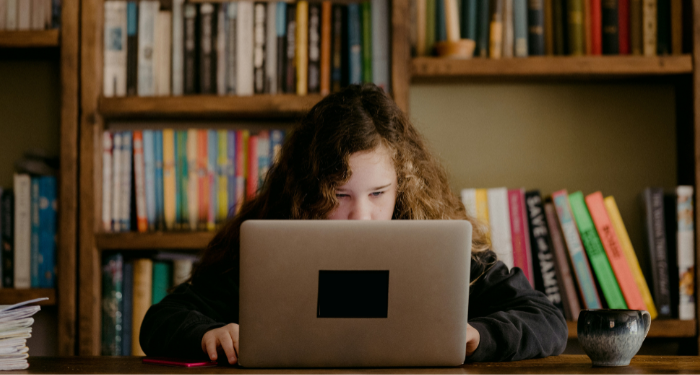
[{"left": 238, "top": 220, "right": 472, "bottom": 368}]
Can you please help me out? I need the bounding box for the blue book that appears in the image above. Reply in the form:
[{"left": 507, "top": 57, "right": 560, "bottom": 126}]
[
  {"left": 121, "top": 261, "right": 133, "bottom": 355},
  {"left": 208, "top": 130, "right": 218, "bottom": 230},
  {"left": 435, "top": 0, "right": 446, "bottom": 42},
  {"left": 154, "top": 130, "right": 165, "bottom": 230},
  {"left": 347, "top": 4, "right": 362, "bottom": 85},
  {"left": 30, "top": 178, "right": 40, "bottom": 288},
  {"left": 513, "top": 0, "right": 528, "bottom": 57},
  {"left": 227, "top": 131, "right": 236, "bottom": 217},
  {"left": 38, "top": 176, "right": 57, "bottom": 288},
  {"left": 143, "top": 130, "right": 156, "bottom": 230},
  {"left": 121, "top": 132, "right": 133, "bottom": 231}
]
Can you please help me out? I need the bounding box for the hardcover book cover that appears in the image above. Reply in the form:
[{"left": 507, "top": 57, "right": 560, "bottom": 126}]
[
  {"left": 101, "top": 253, "right": 123, "bottom": 356},
  {"left": 487, "top": 188, "right": 514, "bottom": 270},
  {"left": 508, "top": 188, "right": 531, "bottom": 283},
  {"left": 643, "top": 187, "right": 671, "bottom": 318},
  {"left": 544, "top": 201, "right": 581, "bottom": 321}
]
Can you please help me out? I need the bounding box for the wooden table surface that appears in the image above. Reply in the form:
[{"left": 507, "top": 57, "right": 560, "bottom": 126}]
[{"left": 9, "top": 355, "right": 700, "bottom": 374}]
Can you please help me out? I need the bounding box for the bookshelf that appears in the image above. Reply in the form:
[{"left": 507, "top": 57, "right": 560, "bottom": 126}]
[{"left": 0, "top": 0, "right": 80, "bottom": 357}]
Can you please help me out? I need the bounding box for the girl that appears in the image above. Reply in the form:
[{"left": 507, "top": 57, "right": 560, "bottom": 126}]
[{"left": 140, "top": 84, "right": 568, "bottom": 364}]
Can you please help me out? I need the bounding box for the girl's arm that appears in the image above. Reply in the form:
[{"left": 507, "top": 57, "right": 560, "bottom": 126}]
[
  {"left": 139, "top": 269, "right": 239, "bottom": 359},
  {"left": 465, "top": 252, "right": 568, "bottom": 362}
]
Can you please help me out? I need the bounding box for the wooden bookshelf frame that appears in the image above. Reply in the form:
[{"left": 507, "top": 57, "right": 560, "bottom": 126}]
[{"left": 0, "top": 30, "right": 61, "bottom": 48}]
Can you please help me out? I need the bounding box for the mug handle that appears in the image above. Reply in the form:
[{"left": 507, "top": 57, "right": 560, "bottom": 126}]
[{"left": 641, "top": 310, "right": 651, "bottom": 338}]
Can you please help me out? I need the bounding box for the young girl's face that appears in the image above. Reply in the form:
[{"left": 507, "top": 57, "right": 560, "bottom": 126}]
[{"left": 327, "top": 146, "right": 398, "bottom": 220}]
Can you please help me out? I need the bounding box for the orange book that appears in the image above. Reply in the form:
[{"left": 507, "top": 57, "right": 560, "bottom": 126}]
[
  {"left": 585, "top": 191, "right": 646, "bottom": 310},
  {"left": 132, "top": 131, "right": 148, "bottom": 232},
  {"left": 247, "top": 135, "right": 259, "bottom": 199},
  {"left": 197, "top": 130, "right": 209, "bottom": 230},
  {"left": 320, "top": 1, "right": 332, "bottom": 95}
]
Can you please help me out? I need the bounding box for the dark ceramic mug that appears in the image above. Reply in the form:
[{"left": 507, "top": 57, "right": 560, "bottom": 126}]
[{"left": 577, "top": 309, "right": 651, "bottom": 366}]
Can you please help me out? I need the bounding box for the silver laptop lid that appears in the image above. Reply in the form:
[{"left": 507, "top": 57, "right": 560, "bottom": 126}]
[{"left": 239, "top": 220, "right": 472, "bottom": 368}]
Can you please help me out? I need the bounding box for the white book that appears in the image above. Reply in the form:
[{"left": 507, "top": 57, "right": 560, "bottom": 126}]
[
  {"left": 102, "top": 132, "right": 113, "bottom": 232},
  {"left": 171, "top": 0, "right": 185, "bottom": 96},
  {"left": 121, "top": 132, "right": 133, "bottom": 231},
  {"left": 265, "top": 1, "right": 277, "bottom": 94},
  {"left": 30, "top": 0, "right": 42, "bottom": 29},
  {"left": 12, "top": 174, "right": 31, "bottom": 289},
  {"left": 371, "top": 0, "right": 390, "bottom": 92},
  {"left": 460, "top": 188, "right": 477, "bottom": 219},
  {"left": 236, "top": 1, "right": 254, "bottom": 96},
  {"left": 643, "top": 0, "right": 657, "bottom": 56},
  {"left": 173, "top": 259, "right": 193, "bottom": 285},
  {"left": 0, "top": 0, "right": 7, "bottom": 30},
  {"left": 5, "top": 0, "right": 16, "bottom": 30},
  {"left": 186, "top": 129, "right": 198, "bottom": 231},
  {"left": 487, "top": 187, "right": 514, "bottom": 270},
  {"left": 502, "top": 0, "right": 513, "bottom": 58},
  {"left": 155, "top": 11, "right": 171, "bottom": 96},
  {"left": 103, "top": 1, "right": 127, "bottom": 97},
  {"left": 16, "top": 0, "right": 28, "bottom": 30},
  {"left": 216, "top": 4, "right": 226, "bottom": 95},
  {"left": 677, "top": 185, "right": 695, "bottom": 320},
  {"left": 111, "top": 133, "right": 123, "bottom": 232},
  {"left": 138, "top": 1, "right": 159, "bottom": 96}
]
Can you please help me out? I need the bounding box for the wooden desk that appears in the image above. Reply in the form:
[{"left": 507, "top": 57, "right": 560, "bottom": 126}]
[{"left": 11, "top": 355, "right": 700, "bottom": 374}]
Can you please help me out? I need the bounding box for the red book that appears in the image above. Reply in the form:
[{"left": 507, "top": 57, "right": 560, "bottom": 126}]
[
  {"left": 591, "top": 0, "right": 602, "bottom": 54},
  {"left": 508, "top": 188, "right": 534, "bottom": 288},
  {"left": 618, "top": 0, "right": 630, "bottom": 54},
  {"left": 197, "top": 130, "right": 209, "bottom": 230},
  {"left": 133, "top": 131, "right": 148, "bottom": 233},
  {"left": 247, "top": 135, "right": 259, "bottom": 200},
  {"left": 235, "top": 130, "right": 249, "bottom": 214},
  {"left": 585, "top": 191, "right": 646, "bottom": 310}
]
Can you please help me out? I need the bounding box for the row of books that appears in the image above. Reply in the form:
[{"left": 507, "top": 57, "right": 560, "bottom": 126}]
[
  {"left": 461, "top": 187, "right": 694, "bottom": 321},
  {"left": 0, "top": 0, "right": 60, "bottom": 31},
  {"left": 413, "top": 0, "right": 686, "bottom": 58},
  {"left": 102, "top": 129, "right": 285, "bottom": 233},
  {"left": 101, "top": 252, "right": 197, "bottom": 356},
  {"left": 103, "top": 0, "right": 390, "bottom": 98},
  {"left": 0, "top": 175, "right": 57, "bottom": 290}
]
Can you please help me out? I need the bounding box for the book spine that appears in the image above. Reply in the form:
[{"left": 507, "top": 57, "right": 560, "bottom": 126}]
[
  {"left": 156, "top": 11, "right": 172, "bottom": 96},
  {"left": 552, "top": 0, "right": 565, "bottom": 54},
  {"left": 199, "top": 3, "right": 215, "bottom": 94},
  {"left": 602, "top": 0, "right": 620, "bottom": 54},
  {"left": 296, "top": 0, "right": 309, "bottom": 94},
  {"left": 426, "top": 0, "right": 436, "bottom": 54},
  {"left": 276, "top": 3, "right": 287, "bottom": 93},
  {"left": 237, "top": 1, "right": 254, "bottom": 96},
  {"left": 13, "top": 174, "right": 31, "bottom": 289},
  {"left": 551, "top": 189, "right": 602, "bottom": 309},
  {"left": 475, "top": 188, "right": 489, "bottom": 226},
  {"left": 0, "top": 0, "right": 6, "bottom": 30},
  {"left": 1, "top": 191, "right": 13, "bottom": 288},
  {"left": 133, "top": 131, "right": 147, "bottom": 233},
  {"left": 285, "top": 3, "right": 297, "bottom": 93},
  {"left": 177, "top": 131, "right": 189, "bottom": 230},
  {"left": 543, "top": 0, "right": 553, "bottom": 54},
  {"left": 162, "top": 129, "right": 176, "bottom": 231},
  {"left": 207, "top": 130, "right": 218, "bottom": 231},
  {"left": 361, "top": 1, "right": 372, "bottom": 81},
  {"left": 103, "top": 1, "right": 128, "bottom": 97},
  {"left": 51, "top": 0, "right": 59, "bottom": 29},
  {"left": 513, "top": 0, "right": 527, "bottom": 57},
  {"left": 154, "top": 130, "right": 165, "bottom": 230},
  {"left": 508, "top": 188, "right": 532, "bottom": 285},
  {"left": 121, "top": 261, "right": 133, "bottom": 355},
  {"left": 39, "top": 185, "right": 56, "bottom": 285},
  {"left": 525, "top": 191, "right": 566, "bottom": 316},
  {"left": 257, "top": 131, "right": 271, "bottom": 188},
  {"left": 183, "top": 3, "right": 198, "bottom": 94},
  {"left": 270, "top": 129, "right": 284, "bottom": 163},
  {"left": 643, "top": 187, "right": 671, "bottom": 318},
  {"left": 676, "top": 186, "right": 694, "bottom": 320},
  {"left": 235, "top": 130, "right": 249, "bottom": 214},
  {"left": 126, "top": 1, "right": 138, "bottom": 96},
  {"left": 197, "top": 130, "right": 209, "bottom": 230},
  {"left": 656, "top": 0, "right": 670, "bottom": 54},
  {"left": 643, "top": 0, "right": 657, "bottom": 55},
  {"left": 30, "top": 178, "right": 39, "bottom": 288},
  {"left": 544, "top": 201, "right": 581, "bottom": 321},
  {"left": 460, "top": 188, "right": 477, "bottom": 218},
  {"left": 465, "top": 0, "right": 478, "bottom": 44},
  {"left": 254, "top": 2, "right": 267, "bottom": 94},
  {"left": 502, "top": 0, "right": 514, "bottom": 58},
  {"left": 567, "top": 0, "right": 584, "bottom": 55},
  {"left": 583, "top": 0, "right": 591, "bottom": 54},
  {"left": 226, "top": 2, "right": 237, "bottom": 94},
  {"left": 217, "top": 130, "right": 229, "bottom": 225},
  {"left": 132, "top": 258, "right": 152, "bottom": 356},
  {"left": 216, "top": 4, "right": 226, "bottom": 95},
  {"left": 619, "top": 0, "right": 630, "bottom": 53},
  {"left": 173, "top": 259, "right": 194, "bottom": 286},
  {"left": 101, "top": 253, "right": 123, "bottom": 356},
  {"left": 171, "top": 0, "right": 184, "bottom": 95},
  {"left": 17, "top": 0, "right": 30, "bottom": 30},
  {"left": 173, "top": 133, "right": 181, "bottom": 229},
  {"left": 186, "top": 129, "right": 199, "bottom": 231},
  {"left": 320, "top": 1, "right": 331, "bottom": 94},
  {"left": 120, "top": 132, "right": 132, "bottom": 231},
  {"left": 102, "top": 132, "right": 113, "bottom": 232},
  {"left": 347, "top": 3, "right": 362, "bottom": 84},
  {"left": 436, "top": 0, "right": 447, "bottom": 42},
  {"left": 111, "top": 133, "right": 122, "bottom": 232},
  {"left": 586, "top": 191, "right": 646, "bottom": 310},
  {"left": 143, "top": 130, "right": 156, "bottom": 231},
  {"left": 227, "top": 131, "right": 237, "bottom": 217},
  {"left": 489, "top": 0, "right": 504, "bottom": 58},
  {"left": 569, "top": 191, "right": 627, "bottom": 309},
  {"left": 371, "top": 0, "right": 390, "bottom": 89},
  {"left": 137, "top": 1, "right": 158, "bottom": 96},
  {"left": 527, "top": 0, "right": 545, "bottom": 56},
  {"left": 487, "top": 188, "right": 514, "bottom": 270},
  {"left": 591, "top": 0, "right": 602, "bottom": 54},
  {"left": 670, "top": 0, "right": 681, "bottom": 54},
  {"left": 6, "top": 0, "right": 16, "bottom": 30},
  {"left": 308, "top": 3, "right": 321, "bottom": 93},
  {"left": 630, "top": 0, "right": 643, "bottom": 54},
  {"left": 152, "top": 261, "right": 172, "bottom": 304},
  {"left": 247, "top": 135, "right": 259, "bottom": 200},
  {"left": 416, "top": 0, "right": 426, "bottom": 54},
  {"left": 266, "top": 2, "right": 278, "bottom": 94}
]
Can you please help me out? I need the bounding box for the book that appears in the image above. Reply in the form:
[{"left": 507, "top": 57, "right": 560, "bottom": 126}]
[
  {"left": 417, "top": 0, "right": 427, "bottom": 54},
  {"left": 1, "top": 190, "right": 14, "bottom": 288},
  {"left": 199, "top": 3, "right": 216, "bottom": 94},
  {"left": 235, "top": 130, "right": 249, "bottom": 214},
  {"left": 270, "top": 129, "right": 284, "bottom": 164},
  {"left": 462, "top": 0, "right": 478, "bottom": 44},
  {"left": 308, "top": 3, "right": 321, "bottom": 93},
  {"left": 296, "top": 1, "right": 309, "bottom": 94},
  {"left": 656, "top": 0, "right": 670, "bottom": 54},
  {"left": 513, "top": 0, "right": 527, "bottom": 57},
  {"left": 426, "top": 0, "right": 436, "bottom": 55},
  {"left": 257, "top": 130, "right": 271, "bottom": 189},
  {"left": 37, "top": 175, "right": 57, "bottom": 286},
  {"left": 670, "top": 0, "right": 681, "bottom": 54},
  {"left": 569, "top": 191, "right": 627, "bottom": 309},
  {"left": 120, "top": 132, "right": 132, "bottom": 231},
  {"left": 226, "top": 131, "right": 237, "bottom": 217},
  {"left": 371, "top": 0, "right": 389, "bottom": 88},
  {"left": 176, "top": 131, "right": 189, "bottom": 230},
  {"left": 585, "top": 192, "right": 646, "bottom": 310},
  {"left": 508, "top": 188, "right": 532, "bottom": 286},
  {"left": 642, "top": 0, "right": 657, "bottom": 56},
  {"left": 254, "top": 2, "right": 267, "bottom": 94},
  {"left": 174, "top": 132, "right": 181, "bottom": 229},
  {"left": 183, "top": 3, "right": 198, "bottom": 94},
  {"left": 676, "top": 186, "right": 694, "bottom": 320},
  {"left": 217, "top": 130, "right": 228, "bottom": 225},
  {"left": 102, "top": 132, "right": 113, "bottom": 232},
  {"left": 125, "top": 2, "right": 137, "bottom": 95},
  {"left": 152, "top": 261, "right": 171, "bottom": 305},
  {"left": 131, "top": 258, "right": 152, "bottom": 356},
  {"left": 663, "top": 193, "right": 678, "bottom": 318},
  {"left": 143, "top": 130, "right": 156, "bottom": 231},
  {"left": 133, "top": 131, "right": 147, "bottom": 233},
  {"left": 187, "top": 130, "right": 199, "bottom": 231},
  {"left": 630, "top": 0, "right": 643, "bottom": 54},
  {"left": 30, "top": 178, "right": 39, "bottom": 288},
  {"left": 602, "top": 0, "right": 620, "bottom": 54},
  {"left": 237, "top": 1, "right": 255, "bottom": 96},
  {"left": 6, "top": 0, "right": 16, "bottom": 30},
  {"left": 216, "top": 4, "right": 226, "bottom": 95},
  {"left": 543, "top": 0, "right": 553, "bottom": 54},
  {"left": 361, "top": 1, "right": 372, "bottom": 82},
  {"left": 285, "top": 3, "right": 297, "bottom": 93},
  {"left": 266, "top": 2, "right": 278, "bottom": 94},
  {"left": 122, "top": 261, "right": 133, "bottom": 355},
  {"left": 247, "top": 135, "right": 259, "bottom": 200},
  {"left": 475, "top": 188, "right": 489, "bottom": 229},
  {"left": 583, "top": 0, "right": 591, "bottom": 54},
  {"left": 197, "top": 130, "right": 209, "bottom": 230},
  {"left": 137, "top": 1, "right": 159, "bottom": 96},
  {"left": 567, "top": 0, "right": 584, "bottom": 55},
  {"left": 552, "top": 0, "right": 566, "bottom": 55},
  {"left": 489, "top": 0, "right": 504, "bottom": 58},
  {"left": 207, "top": 131, "right": 218, "bottom": 230},
  {"left": 460, "top": 188, "right": 477, "bottom": 218},
  {"left": 551, "top": 190, "right": 602, "bottom": 309},
  {"left": 487, "top": 188, "right": 514, "bottom": 270},
  {"left": 13, "top": 175, "right": 30, "bottom": 289},
  {"left": 591, "top": 0, "right": 602, "bottom": 54},
  {"left": 347, "top": 3, "right": 362, "bottom": 84},
  {"left": 525, "top": 191, "right": 565, "bottom": 316},
  {"left": 103, "top": 1, "right": 127, "bottom": 97},
  {"left": 436, "top": 0, "right": 446, "bottom": 42},
  {"left": 331, "top": 4, "right": 346, "bottom": 91},
  {"left": 276, "top": 3, "right": 287, "bottom": 92},
  {"left": 0, "top": 298, "right": 46, "bottom": 370},
  {"left": 226, "top": 2, "right": 237, "bottom": 94},
  {"left": 619, "top": 0, "right": 630, "bottom": 53},
  {"left": 155, "top": 11, "right": 171, "bottom": 96},
  {"left": 642, "top": 187, "right": 671, "bottom": 318},
  {"left": 153, "top": 130, "right": 165, "bottom": 230},
  {"left": 544, "top": 201, "right": 581, "bottom": 321},
  {"left": 502, "top": 0, "right": 514, "bottom": 58},
  {"left": 111, "top": 133, "right": 122, "bottom": 231},
  {"left": 162, "top": 129, "right": 176, "bottom": 231},
  {"left": 101, "top": 253, "right": 123, "bottom": 356},
  {"left": 320, "top": 1, "right": 331, "bottom": 94},
  {"left": 171, "top": 0, "right": 184, "bottom": 96}
]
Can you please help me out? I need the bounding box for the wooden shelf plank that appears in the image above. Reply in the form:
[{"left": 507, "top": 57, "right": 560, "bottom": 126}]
[
  {"left": 412, "top": 55, "right": 693, "bottom": 79},
  {"left": 95, "top": 232, "right": 215, "bottom": 250},
  {"left": 0, "top": 30, "right": 60, "bottom": 48},
  {"left": 98, "top": 94, "right": 325, "bottom": 119},
  {"left": 0, "top": 288, "right": 56, "bottom": 306},
  {"left": 567, "top": 319, "right": 696, "bottom": 339}
]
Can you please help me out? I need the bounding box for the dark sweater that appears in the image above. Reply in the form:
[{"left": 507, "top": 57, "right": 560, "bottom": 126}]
[{"left": 139, "top": 250, "right": 568, "bottom": 362}]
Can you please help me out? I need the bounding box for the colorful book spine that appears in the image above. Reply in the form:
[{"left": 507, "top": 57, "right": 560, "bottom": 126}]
[
  {"left": 462, "top": 0, "right": 478, "bottom": 43},
  {"left": 257, "top": 130, "right": 271, "bottom": 188},
  {"left": 111, "top": 133, "right": 122, "bottom": 232},
  {"left": 676, "top": 186, "right": 694, "bottom": 320},
  {"left": 569, "top": 191, "right": 627, "bottom": 309},
  {"left": 227, "top": 131, "right": 237, "bottom": 217},
  {"left": 30, "top": 178, "right": 39, "bottom": 287},
  {"left": 586, "top": 192, "right": 646, "bottom": 310},
  {"left": 347, "top": 3, "right": 362, "bottom": 84},
  {"left": 544, "top": 201, "right": 581, "bottom": 321},
  {"left": 197, "top": 130, "right": 209, "bottom": 230},
  {"left": 101, "top": 253, "right": 123, "bottom": 356},
  {"left": 183, "top": 3, "right": 198, "bottom": 94},
  {"left": 266, "top": 2, "right": 278, "bottom": 94},
  {"left": 330, "top": 4, "right": 344, "bottom": 90},
  {"left": 270, "top": 129, "right": 285, "bottom": 164},
  {"left": 619, "top": 0, "right": 630, "bottom": 54},
  {"left": 475, "top": 188, "right": 489, "bottom": 231},
  {"left": 126, "top": 1, "right": 138, "bottom": 95},
  {"left": 502, "top": 0, "right": 514, "bottom": 57},
  {"left": 307, "top": 3, "right": 321, "bottom": 93},
  {"left": 103, "top": 1, "right": 127, "bottom": 97},
  {"left": 207, "top": 130, "right": 218, "bottom": 230},
  {"left": 643, "top": 187, "right": 671, "bottom": 318},
  {"left": 551, "top": 189, "right": 602, "bottom": 309},
  {"left": 584, "top": 0, "right": 592, "bottom": 54},
  {"left": 371, "top": 0, "right": 389, "bottom": 89},
  {"left": 122, "top": 261, "right": 133, "bottom": 355},
  {"left": 199, "top": 3, "right": 215, "bottom": 94},
  {"left": 187, "top": 129, "right": 199, "bottom": 231},
  {"left": 102, "top": 132, "right": 113, "bottom": 232},
  {"left": 567, "top": 0, "right": 584, "bottom": 55},
  {"left": 276, "top": 2, "right": 287, "bottom": 93},
  {"left": 509, "top": 189, "right": 534, "bottom": 286},
  {"left": 235, "top": 130, "right": 249, "bottom": 214},
  {"left": 121, "top": 132, "right": 133, "bottom": 231},
  {"left": 162, "top": 129, "right": 176, "bottom": 231},
  {"left": 173, "top": 132, "right": 181, "bottom": 229},
  {"left": 131, "top": 258, "right": 152, "bottom": 356},
  {"left": 296, "top": 0, "right": 309, "bottom": 95},
  {"left": 513, "top": 0, "right": 528, "bottom": 57},
  {"left": 247, "top": 135, "right": 259, "bottom": 200},
  {"left": 253, "top": 2, "right": 267, "bottom": 94},
  {"left": 487, "top": 188, "right": 514, "bottom": 270},
  {"left": 143, "top": 130, "right": 156, "bottom": 231},
  {"left": 152, "top": 261, "right": 172, "bottom": 305},
  {"left": 154, "top": 130, "right": 165, "bottom": 230},
  {"left": 285, "top": 3, "right": 297, "bottom": 93},
  {"left": 178, "top": 131, "right": 190, "bottom": 230},
  {"left": 591, "top": 0, "right": 602, "bottom": 54},
  {"left": 133, "top": 131, "right": 148, "bottom": 233},
  {"left": 137, "top": 1, "right": 158, "bottom": 96},
  {"left": 217, "top": 130, "right": 229, "bottom": 225}
]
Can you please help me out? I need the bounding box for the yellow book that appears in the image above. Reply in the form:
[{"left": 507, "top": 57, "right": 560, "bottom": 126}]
[
  {"left": 162, "top": 129, "right": 176, "bottom": 231},
  {"left": 296, "top": 1, "right": 309, "bottom": 95},
  {"left": 217, "top": 130, "right": 228, "bottom": 224},
  {"left": 236, "top": 130, "right": 250, "bottom": 214},
  {"left": 475, "top": 188, "right": 490, "bottom": 240},
  {"left": 604, "top": 196, "right": 658, "bottom": 319},
  {"left": 132, "top": 258, "right": 153, "bottom": 356}
]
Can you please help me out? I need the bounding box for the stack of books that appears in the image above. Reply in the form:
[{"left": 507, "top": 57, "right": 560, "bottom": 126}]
[
  {"left": 0, "top": 0, "right": 61, "bottom": 31},
  {"left": 0, "top": 297, "right": 48, "bottom": 371}
]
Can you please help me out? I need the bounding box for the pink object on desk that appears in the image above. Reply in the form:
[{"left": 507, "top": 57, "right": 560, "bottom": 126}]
[{"left": 142, "top": 357, "right": 218, "bottom": 368}]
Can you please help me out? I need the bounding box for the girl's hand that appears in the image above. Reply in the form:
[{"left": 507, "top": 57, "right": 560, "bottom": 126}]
[
  {"left": 201, "top": 323, "right": 240, "bottom": 364},
  {"left": 465, "top": 323, "right": 480, "bottom": 358}
]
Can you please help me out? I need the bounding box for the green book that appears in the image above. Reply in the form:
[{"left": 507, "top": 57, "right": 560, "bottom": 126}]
[
  {"left": 566, "top": 0, "right": 584, "bottom": 55},
  {"left": 361, "top": 1, "right": 372, "bottom": 83},
  {"left": 152, "top": 261, "right": 172, "bottom": 305},
  {"left": 176, "top": 131, "right": 189, "bottom": 230},
  {"left": 426, "top": 0, "right": 436, "bottom": 55},
  {"left": 569, "top": 191, "right": 627, "bottom": 309},
  {"left": 101, "top": 253, "right": 123, "bottom": 356}
]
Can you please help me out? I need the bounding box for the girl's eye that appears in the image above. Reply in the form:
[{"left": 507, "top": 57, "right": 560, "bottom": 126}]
[
  {"left": 371, "top": 191, "right": 384, "bottom": 197},
  {"left": 336, "top": 194, "right": 349, "bottom": 198}
]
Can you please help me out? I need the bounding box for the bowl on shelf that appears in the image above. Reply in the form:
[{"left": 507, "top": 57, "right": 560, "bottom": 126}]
[{"left": 434, "top": 39, "right": 475, "bottom": 59}]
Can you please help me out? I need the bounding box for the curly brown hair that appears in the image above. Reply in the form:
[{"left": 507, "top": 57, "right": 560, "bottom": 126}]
[{"left": 191, "top": 84, "right": 491, "bottom": 282}]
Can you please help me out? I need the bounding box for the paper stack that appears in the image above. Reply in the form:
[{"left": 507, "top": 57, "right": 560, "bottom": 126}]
[{"left": 0, "top": 297, "right": 48, "bottom": 371}]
